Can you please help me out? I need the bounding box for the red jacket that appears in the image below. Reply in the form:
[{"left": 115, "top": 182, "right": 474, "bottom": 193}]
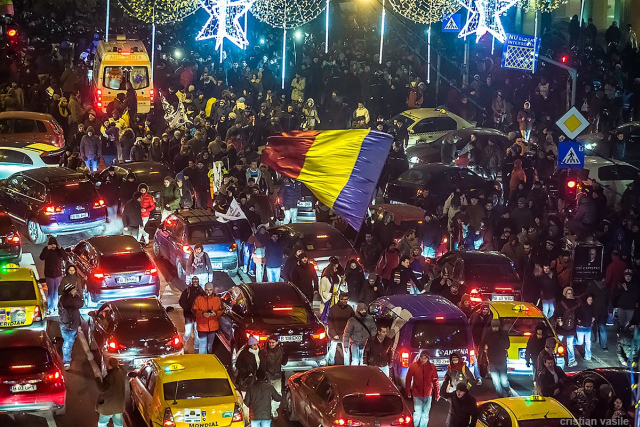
[
  {"left": 606, "top": 256, "right": 627, "bottom": 292},
  {"left": 405, "top": 360, "right": 439, "bottom": 399},
  {"left": 140, "top": 193, "right": 156, "bottom": 219}
]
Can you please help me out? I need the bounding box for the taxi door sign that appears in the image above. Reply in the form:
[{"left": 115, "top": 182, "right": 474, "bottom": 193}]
[{"left": 557, "top": 141, "right": 584, "bottom": 169}]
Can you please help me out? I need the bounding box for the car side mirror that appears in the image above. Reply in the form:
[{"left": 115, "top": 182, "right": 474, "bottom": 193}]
[
  {"left": 87, "top": 310, "right": 97, "bottom": 317},
  {"left": 127, "top": 371, "right": 138, "bottom": 378},
  {"left": 165, "top": 306, "right": 175, "bottom": 313},
  {"left": 65, "top": 247, "right": 71, "bottom": 252},
  {"left": 368, "top": 302, "right": 382, "bottom": 316}
]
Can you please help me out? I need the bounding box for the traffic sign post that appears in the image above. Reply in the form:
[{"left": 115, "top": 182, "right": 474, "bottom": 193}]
[
  {"left": 557, "top": 141, "right": 585, "bottom": 169},
  {"left": 556, "top": 106, "right": 589, "bottom": 140},
  {"left": 442, "top": 14, "right": 461, "bottom": 33},
  {"left": 501, "top": 33, "right": 541, "bottom": 73}
]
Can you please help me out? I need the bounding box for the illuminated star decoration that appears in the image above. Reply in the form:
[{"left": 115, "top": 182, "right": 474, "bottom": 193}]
[
  {"left": 196, "top": 0, "right": 255, "bottom": 49},
  {"left": 457, "top": 0, "right": 518, "bottom": 43}
]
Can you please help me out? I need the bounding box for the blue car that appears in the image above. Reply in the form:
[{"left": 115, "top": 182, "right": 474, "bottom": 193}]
[
  {"left": 368, "top": 294, "right": 476, "bottom": 386},
  {"left": 0, "top": 168, "right": 107, "bottom": 244},
  {"left": 153, "top": 209, "right": 240, "bottom": 281}
]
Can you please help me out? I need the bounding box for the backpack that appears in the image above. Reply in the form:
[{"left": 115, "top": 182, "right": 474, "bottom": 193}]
[
  {"left": 58, "top": 299, "right": 71, "bottom": 325},
  {"left": 560, "top": 302, "right": 576, "bottom": 331}
]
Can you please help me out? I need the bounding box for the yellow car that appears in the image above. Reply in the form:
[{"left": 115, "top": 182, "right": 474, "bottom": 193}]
[
  {"left": 477, "top": 395, "right": 580, "bottom": 426},
  {"left": 471, "top": 302, "right": 565, "bottom": 374},
  {"left": 392, "top": 108, "right": 474, "bottom": 147},
  {"left": 130, "top": 354, "right": 244, "bottom": 427},
  {"left": 0, "top": 264, "right": 46, "bottom": 330}
]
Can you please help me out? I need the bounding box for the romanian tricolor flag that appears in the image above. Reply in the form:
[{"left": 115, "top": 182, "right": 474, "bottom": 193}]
[{"left": 262, "top": 130, "right": 393, "bottom": 230}]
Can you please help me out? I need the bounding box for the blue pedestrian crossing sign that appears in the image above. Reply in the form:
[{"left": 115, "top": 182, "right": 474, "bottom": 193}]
[
  {"left": 442, "top": 14, "right": 461, "bottom": 33},
  {"left": 557, "top": 141, "right": 585, "bottom": 169}
]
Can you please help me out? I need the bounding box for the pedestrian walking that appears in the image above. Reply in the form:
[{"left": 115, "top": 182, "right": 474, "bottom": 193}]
[
  {"left": 186, "top": 243, "right": 213, "bottom": 286},
  {"left": 441, "top": 383, "right": 478, "bottom": 427},
  {"left": 585, "top": 276, "right": 610, "bottom": 351},
  {"left": 405, "top": 350, "right": 439, "bottom": 427},
  {"left": 537, "top": 354, "right": 567, "bottom": 397},
  {"left": 192, "top": 282, "right": 223, "bottom": 354},
  {"left": 524, "top": 323, "right": 548, "bottom": 380},
  {"left": 138, "top": 183, "right": 155, "bottom": 245},
  {"left": 178, "top": 276, "right": 205, "bottom": 352},
  {"left": 327, "top": 292, "right": 354, "bottom": 365},
  {"left": 363, "top": 325, "right": 393, "bottom": 376},
  {"left": 441, "top": 352, "right": 476, "bottom": 391},
  {"left": 482, "top": 319, "right": 511, "bottom": 398},
  {"left": 96, "top": 358, "right": 126, "bottom": 427},
  {"left": 160, "top": 176, "right": 181, "bottom": 220},
  {"left": 244, "top": 369, "right": 282, "bottom": 427},
  {"left": 259, "top": 336, "right": 288, "bottom": 419},
  {"left": 278, "top": 178, "right": 301, "bottom": 224},
  {"left": 122, "top": 191, "right": 143, "bottom": 239},
  {"left": 556, "top": 287, "right": 579, "bottom": 367},
  {"left": 40, "top": 237, "right": 66, "bottom": 316},
  {"left": 256, "top": 231, "right": 286, "bottom": 282},
  {"left": 614, "top": 269, "right": 639, "bottom": 329},
  {"left": 575, "top": 293, "right": 596, "bottom": 361},
  {"left": 58, "top": 264, "right": 83, "bottom": 297},
  {"left": 289, "top": 252, "right": 318, "bottom": 303},
  {"left": 235, "top": 336, "right": 261, "bottom": 392},
  {"left": 342, "top": 303, "right": 376, "bottom": 365},
  {"left": 58, "top": 282, "right": 83, "bottom": 370}
]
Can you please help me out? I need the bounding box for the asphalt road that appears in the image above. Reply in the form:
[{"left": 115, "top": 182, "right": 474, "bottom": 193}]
[{"left": 1, "top": 226, "right": 624, "bottom": 427}]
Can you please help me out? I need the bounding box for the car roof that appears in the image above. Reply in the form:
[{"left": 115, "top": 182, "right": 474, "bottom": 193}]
[
  {"left": 0, "top": 329, "right": 49, "bottom": 348},
  {"left": 274, "top": 222, "right": 343, "bottom": 234},
  {"left": 19, "top": 167, "right": 87, "bottom": 184},
  {"left": 410, "top": 163, "right": 459, "bottom": 174},
  {"left": 241, "top": 282, "right": 304, "bottom": 306},
  {"left": 110, "top": 298, "right": 166, "bottom": 319},
  {"left": 489, "top": 396, "right": 575, "bottom": 420},
  {"left": 0, "top": 111, "right": 55, "bottom": 121},
  {"left": 583, "top": 156, "right": 637, "bottom": 170},
  {"left": 154, "top": 355, "right": 230, "bottom": 380},
  {"left": 375, "top": 294, "right": 466, "bottom": 319},
  {"left": 0, "top": 265, "right": 36, "bottom": 281},
  {"left": 86, "top": 235, "right": 145, "bottom": 255},
  {"left": 398, "top": 108, "right": 469, "bottom": 124},
  {"left": 115, "top": 161, "right": 171, "bottom": 175},
  {"left": 320, "top": 366, "right": 400, "bottom": 396},
  {"left": 372, "top": 204, "right": 426, "bottom": 223},
  {"left": 171, "top": 209, "right": 225, "bottom": 225},
  {"left": 446, "top": 250, "right": 513, "bottom": 264},
  {"left": 0, "top": 142, "right": 62, "bottom": 152},
  {"left": 489, "top": 302, "right": 544, "bottom": 318}
]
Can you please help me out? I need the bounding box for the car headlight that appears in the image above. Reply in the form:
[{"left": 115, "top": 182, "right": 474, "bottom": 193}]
[
  {"left": 154, "top": 192, "right": 160, "bottom": 199},
  {"left": 410, "top": 156, "right": 419, "bottom": 164},
  {"left": 584, "top": 143, "right": 595, "bottom": 150}
]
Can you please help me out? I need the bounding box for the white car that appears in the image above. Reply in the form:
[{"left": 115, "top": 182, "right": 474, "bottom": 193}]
[
  {"left": 0, "top": 143, "right": 64, "bottom": 179},
  {"left": 583, "top": 156, "right": 638, "bottom": 207},
  {"left": 392, "top": 108, "right": 474, "bottom": 147}
]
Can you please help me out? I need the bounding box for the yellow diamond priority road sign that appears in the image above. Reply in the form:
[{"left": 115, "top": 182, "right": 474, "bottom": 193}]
[{"left": 556, "top": 106, "right": 589, "bottom": 140}]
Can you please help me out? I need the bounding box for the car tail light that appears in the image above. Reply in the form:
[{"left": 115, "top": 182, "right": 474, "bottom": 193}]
[
  {"left": 163, "top": 407, "right": 175, "bottom": 427},
  {"left": 334, "top": 419, "right": 362, "bottom": 426},
  {"left": 469, "top": 349, "right": 476, "bottom": 364},
  {"left": 229, "top": 242, "right": 237, "bottom": 252},
  {"left": 150, "top": 88, "right": 155, "bottom": 103},
  {"left": 567, "top": 179, "right": 576, "bottom": 189},
  {"left": 556, "top": 345, "right": 565, "bottom": 355},
  {"left": 33, "top": 305, "right": 42, "bottom": 322},
  {"left": 145, "top": 267, "right": 158, "bottom": 275},
  {"left": 524, "top": 332, "right": 532, "bottom": 336},
  {"left": 391, "top": 416, "right": 412, "bottom": 425},
  {"left": 469, "top": 288, "right": 483, "bottom": 303},
  {"left": 182, "top": 245, "right": 192, "bottom": 254},
  {"left": 495, "top": 286, "right": 512, "bottom": 292},
  {"left": 106, "top": 337, "right": 126, "bottom": 351},
  {"left": 96, "top": 89, "right": 103, "bottom": 109},
  {"left": 246, "top": 330, "right": 269, "bottom": 342},
  {"left": 169, "top": 333, "right": 181, "bottom": 348},
  {"left": 93, "top": 271, "right": 110, "bottom": 280},
  {"left": 44, "top": 366, "right": 64, "bottom": 388},
  {"left": 311, "top": 326, "right": 326, "bottom": 340},
  {"left": 7, "top": 232, "right": 19, "bottom": 243},
  {"left": 93, "top": 199, "right": 106, "bottom": 208},
  {"left": 45, "top": 205, "right": 63, "bottom": 215},
  {"left": 435, "top": 316, "right": 445, "bottom": 321},
  {"left": 232, "top": 403, "right": 243, "bottom": 422},
  {"left": 400, "top": 351, "right": 410, "bottom": 367},
  {"left": 309, "top": 260, "right": 318, "bottom": 271}
]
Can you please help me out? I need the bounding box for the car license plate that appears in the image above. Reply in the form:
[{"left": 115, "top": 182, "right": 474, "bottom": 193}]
[
  {"left": 212, "top": 262, "right": 223, "bottom": 269},
  {"left": 390, "top": 200, "right": 402, "bottom": 204},
  {"left": 519, "top": 348, "right": 526, "bottom": 359},
  {"left": 298, "top": 201, "right": 312, "bottom": 208},
  {"left": 133, "top": 358, "right": 150, "bottom": 368},
  {"left": 70, "top": 212, "right": 89, "bottom": 220},
  {"left": 431, "top": 358, "right": 449, "bottom": 365},
  {"left": 184, "top": 409, "right": 202, "bottom": 423},
  {"left": 492, "top": 294, "right": 514, "bottom": 301},
  {"left": 11, "top": 384, "right": 36, "bottom": 393},
  {"left": 0, "top": 308, "right": 27, "bottom": 327},
  {"left": 116, "top": 276, "right": 140, "bottom": 284},
  {"left": 280, "top": 335, "right": 302, "bottom": 342}
]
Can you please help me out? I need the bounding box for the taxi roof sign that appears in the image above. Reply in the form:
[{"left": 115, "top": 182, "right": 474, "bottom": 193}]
[
  {"left": 556, "top": 107, "right": 589, "bottom": 140},
  {"left": 525, "top": 395, "right": 546, "bottom": 402},
  {"left": 165, "top": 363, "right": 185, "bottom": 372},
  {"left": 512, "top": 304, "right": 529, "bottom": 313}
]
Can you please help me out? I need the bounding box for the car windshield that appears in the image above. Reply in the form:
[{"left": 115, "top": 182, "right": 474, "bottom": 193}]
[
  {"left": 300, "top": 233, "right": 351, "bottom": 251},
  {"left": 163, "top": 378, "right": 233, "bottom": 400},
  {"left": 0, "top": 281, "right": 37, "bottom": 301},
  {"left": 189, "top": 224, "right": 232, "bottom": 244},
  {"left": 100, "top": 252, "right": 150, "bottom": 272},
  {"left": 129, "top": 169, "right": 167, "bottom": 188},
  {"left": 501, "top": 317, "right": 553, "bottom": 337},
  {"left": 398, "top": 169, "right": 431, "bottom": 185},
  {"left": 103, "top": 66, "right": 149, "bottom": 90},
  {"left": 410, "top": 319, "right": 469, "bottom": 349},
  {"left": 465, "top": 263, "right": 519, "bottom": 283},
  {"left": 50, "top": 182, "right": 98, "bottom": 204},
  {"left": 0, "top": 346, "right": 51, "bottom": 375},
  {"left": 343, "top": 395, "right": 404, "bottom": 417},
  {"left": 391, "top": 114, "right": 416, "bottom": 127},
  {"left": 253, "top": 305, "right": 313, "bottom": 325},
  {"left": 518, "top": 420, "right": 575, "bottom": 427},
  {"left": 40, "top": 152, "right": 63, "bottom": 165}
]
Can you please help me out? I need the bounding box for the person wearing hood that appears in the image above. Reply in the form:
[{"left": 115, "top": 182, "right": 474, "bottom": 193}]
[
  {"left": 258, "top": 335, "right": 288, "bottom": 418},
  {"left": 289, "top": 252, "right": 318, "bottom": 303},
  {"left": 244, "top": 368, "right": 282, "bottom": 425},
  {"left": 282, "top": 247, "right": 303, "bottom": 283},
  {"left": 118, "top": 172, "right": 138, "bottom": 211},
  {"left": 358, "top": 274, "right": 383, "bottom": 305},
  {"left": 405, "top": 350, "right": 439, "bottom": 427},
  {"left": 614, "top": 269, "right": 640, "bottom": 329},
  {"left": 99, "top": 166, "right": 120, "bottom": 222},
  {"left": 556, "top": 287, "right": 579, "bottom": 367},
  {"left": 235, "top": 336, "right": 261, "bottom": 392},
  {"left": 482, "top": 319, "right": 511, "bottom": 398},
  {"left": 130, "top": 138, "right": 146, "bottom": 162},
  {"left": 58, "top": 281, "right": 84, "bottom": 369},
  {"left": 302, "top": 98, "right": 320, "bottom": 130},
  {"left": 441, "top": 382, "right": 477, "bottom": 427},
  {"left": 178, "top": 276, "right": 204, "bottom": 352},
  {"left": 342, "top": 302, "right": 376, "bottom": 365},
  {"left": 524, "top": 323, "right": 548, "bottom": 379},
  {"left": 568, "top": 193, "right": 598, "bottom": 239},
  {"left": 79, "top": 125, "right": 102, "bottom": 171},
  {"left": 176, "top": 175, "right": 195, "bottom": 209},
  {"left": 441, "top": 352, "right": 476, "bottom": 394},
  {"left": 161, "top": 176, "right": 181, "bottom": 220},
  {"left": 537, "top": 353, "right": 567, "bottom": 397},
  {"left": 122, "top": 191, "right": 143, "bottom": 238},
  {"left": 40, "top": 236, "right": 66, "bottom": 315},
  {"left": 58, "top": 264, "right": 83, "bottom": 297},
  {"left": 457, "top": 294, "right": 473, "bottom": 317},
  {"left": 345, "top": 259, "right": 365, "bottom": 303}
]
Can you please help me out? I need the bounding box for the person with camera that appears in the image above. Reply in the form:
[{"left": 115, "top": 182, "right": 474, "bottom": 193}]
[{"left": 192, "top": 282, "right": 223, "bottom": 354}]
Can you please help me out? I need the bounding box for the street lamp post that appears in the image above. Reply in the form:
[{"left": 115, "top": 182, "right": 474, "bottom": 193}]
[{"left": 379, "top": 0, "right": 386, "bottom": 64}]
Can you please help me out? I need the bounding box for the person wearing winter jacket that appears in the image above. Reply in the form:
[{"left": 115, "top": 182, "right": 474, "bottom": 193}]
[
  {"left": 96, "top": 357, "right": 126, "bottom": 427},
  {"left": 585, "top": 277, "right": 611, "bottom": 351},
  {"left": 405, "top": 350, "right": 439, "bottom": 427},
  {"left": 440, "top": 353, "right": 476, "bottom": 393},
  {"left": 575, "top": 293, "right": 596, "bottom": 361},
  {"left": 289, "top": 253, "right": 318, "bottom": 303},
  {"left": 419, "top": 214, "right": 442, "bottom": 258},
  {"left": 176, "top": 175, "right": 195, "bottom": 209},
  {"left": 79, "top": 126, "right": 102, "bottom": 171},
  {"left": 345, "top": 259, "right": 365, "bottom": 303},
  {"left": 441, "top": 382, "right": 477, "bottom": 427},
  {"left": 40, "top": 236, "right": 66, "bottom": 315},
  {"left": 390, "top": 256, "right": 422, "bottom": 295},
  {"left": 319, "top": 261, "right": 348, "bottom": 305},
  {"left": 568, "top": 193, "right": 598, "bottom": 238},
  {"left": 58, "top": 282, "right": 84, "bottom": 369},
  {"left": 259, "top": 336, "right": 288, "bottom": 418},
  {"left": 122, "top": 192, "right": 143, "bottom": 238},
  {"left": 342, "top": 303, "right": 376, "bottom": 365},
  {"left": 178, "top": 276, "right": 204, "bottom": 351},
  {"left": 376, "top": 243, "right": 401, "bottom": 291},
  {"left": 524, "top": 323, "right": 548, "bottom": 379},
  {"left": 138, "top": 183, "right": 155, "bottom": 245},
  {"left": 256, "top": 231, "right": 288, "bottom": 282},
  {"left": 537, "top": 353, "right": 567, "bottom": 397},
  {"left": 235, "top": 336, "right": 260, "bottom": 391},
  {"left": 363, "top": 325, "right": 393, "bottom": 376},
  {"left": 186, "top": 243, "right": 213, "bottom": 286},
  {"left": 359, "top": 274, "right": 383, "bottom": 305},
  {"left": 118, "top": 173, "right": 138, "bottom": 211},
  {"left": 244, "top": 369, "right": 282, "bottom": 424},
  {"left": 482, "top": 319, "right": 511, "bottom": 397},
  {"left": 278, "top": 177, "right": 301, "bottom": 224},
  {"left": 98, "top": 167, "right": 120, "bottom": 222},
  {"left": 614, "top": 269, "right": 640, "bottom": 329},
  {"left": 192, "top": 282, "right": 223, "bottom": 354},
  {"left": 58, "top": 264, "right": 83, "bottom": 297},
  {"left": 556, "top": 287, "right": 579, "bottom": 367},
  {"left": 538, "top": 263, "right": 559, "bottom": 319},
  {"left": 327, "top": 293, "right": 354, "bottom": 365},
  {"left": 161, "top": 176, "right": 181, "bottom": 220}
]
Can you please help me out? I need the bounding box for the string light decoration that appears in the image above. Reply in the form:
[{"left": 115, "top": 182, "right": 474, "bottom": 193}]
[
  {"left": 196, "top": 0, "right": 255, "bottom": 49},
  {"left": 118, "top": 0, "right": 200, "bottom": 25},
  {"left": 458, "top": 0, "right": 518, "bottom": 43},
  {"left": 250, "top": 0, "right": 326, "bottom": 30},
  {"left": 388, "top": 0, "right": 461, "bottom": 25},
  {"left": 519, "top": 0, "right": 566, "bottom": 13}
]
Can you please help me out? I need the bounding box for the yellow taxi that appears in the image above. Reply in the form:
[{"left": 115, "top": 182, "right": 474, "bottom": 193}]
[
  {"left": 392, "top": 108, "right": 474, "bottom": 147},
  {"left": 130, "top": 354, "right": 244, "bottom": 427},
  {"left": 0, "top": 264, "right": 46, "bottom": 330},
  {"left": 471, "top": 302, "right": 565, "bottom": 374},
  {"left": 477, "top": 395, "right": 580, "bottom": 426}
]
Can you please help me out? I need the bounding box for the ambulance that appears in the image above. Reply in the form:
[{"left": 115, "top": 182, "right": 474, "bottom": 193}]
[{"left": 92, "top": 36, "right": 154, "bottom": 115}]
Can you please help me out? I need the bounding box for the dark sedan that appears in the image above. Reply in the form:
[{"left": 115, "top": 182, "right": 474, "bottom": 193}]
[
  {"left": 218, "top": 282, "right": 327, "bottom": 373},
  {"left": 0, "top": 211, "right": 21, "bottom": 262},
  {"left": 578, "top": 122, "right": 640, "bottom": 167},
  {"left": 64, "top": 235, "right": 160, "bottom": 308},
  {"left": 384, "top": 164, "right": 502, "bottom": 213},
  {"left": 87, "top": 298, "right": 182, "bottom": 372}
]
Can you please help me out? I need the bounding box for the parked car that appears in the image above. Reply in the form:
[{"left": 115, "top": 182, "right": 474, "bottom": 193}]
[
  {"left": 285, "top": 366, "right": 413, "bottom": 427},
  {"left": 269, "top": 222, "right": 357, "bottom": 277},
  {"left": 578, "top": 121, "right": 640, "bottom": 166},
  {"left": 435, "top": 251, "right": 521, "bottom": 303},
  {"left": 406, "top": 127, "right": 509, "bottom": 166},
  {"left": 218, "top": 282, "right": 327, "bottom": 373},
  {"left": 0, "top": 265, "right": 47, "bottom": 330},
  {"left": 392, "top": 108, "right": 474, "bottom": 147},
  {"left": 582, "top": 156, "right": 638, "bottom": 207},
  {"left": 87, "top": 298, "right": 182, "bottom": 372},
  {"left": 0, "top": 210, "right": 21, "bottom": 262},
  {"left": 64, "top": 235, "right": 160, "bottom": 308},
  {"left": 153, "top": 209, "right": 239, "bottom": 280},
  {"left": 0, "top": 142, "right": 65, "bottom": 179},
  {"left": 477, "top": 396, "right": 578, "bottom": 426},
  {"left": 368, "top": 294, "right": 476, "bottom": 383},
  {"left": 0, "top": 111, "right": 65, "bottom": 147},
  {"left": 0, "top": 167, "right": 107, "bottom": 243},
  {"left": 384, "top": 164, "right": 502, "bottom": 214}
]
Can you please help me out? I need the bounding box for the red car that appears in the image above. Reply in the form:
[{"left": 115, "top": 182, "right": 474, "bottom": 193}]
[
  {"left": 0, "top": 330, "right": 66, "bottom": 414},
  {"left": 285, "top": 366, "right": 413, "bottom": 427}
]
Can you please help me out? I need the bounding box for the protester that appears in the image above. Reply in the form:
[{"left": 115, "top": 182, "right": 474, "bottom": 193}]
[
  {"left": 441, "top": 383, "right": 478, "bottom": 427},
  {"left": 58, "top": 282, "right": 83, "bottom": 370},
  {"left": 342, "top": 302, "right": 376, "bottom": 365},
  {"left": 327, "top": 292, "right": 354, "bottom": 365},
  {"left": 235, "top": 337, "right": 261, "bottom": 391},
  {"left": 192, "top": 282, "right": 223, "bottom": 354},
  {"left": 258, "top": 336, "right": 288, "bottom": 418},
  {"left": 186, "top": 243, "right": 214, "bottom": 286},
  {"left": 363, "top": 325, "right": 393, "bottom": 376},
  {"left": 40, "top": 237, "right": 66, "bottom": 316},
  {"left": 178, "top": 276, "right": 205, "bottom": 351},
  {"left": 405, "top": 350, "right": 439, "bottom": 427},
  {"left": 482, "top": 319, "right": 511, "bottom": 398},
  {"left": 96, "top": 358, "right": 126, "bottom": 427}
]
